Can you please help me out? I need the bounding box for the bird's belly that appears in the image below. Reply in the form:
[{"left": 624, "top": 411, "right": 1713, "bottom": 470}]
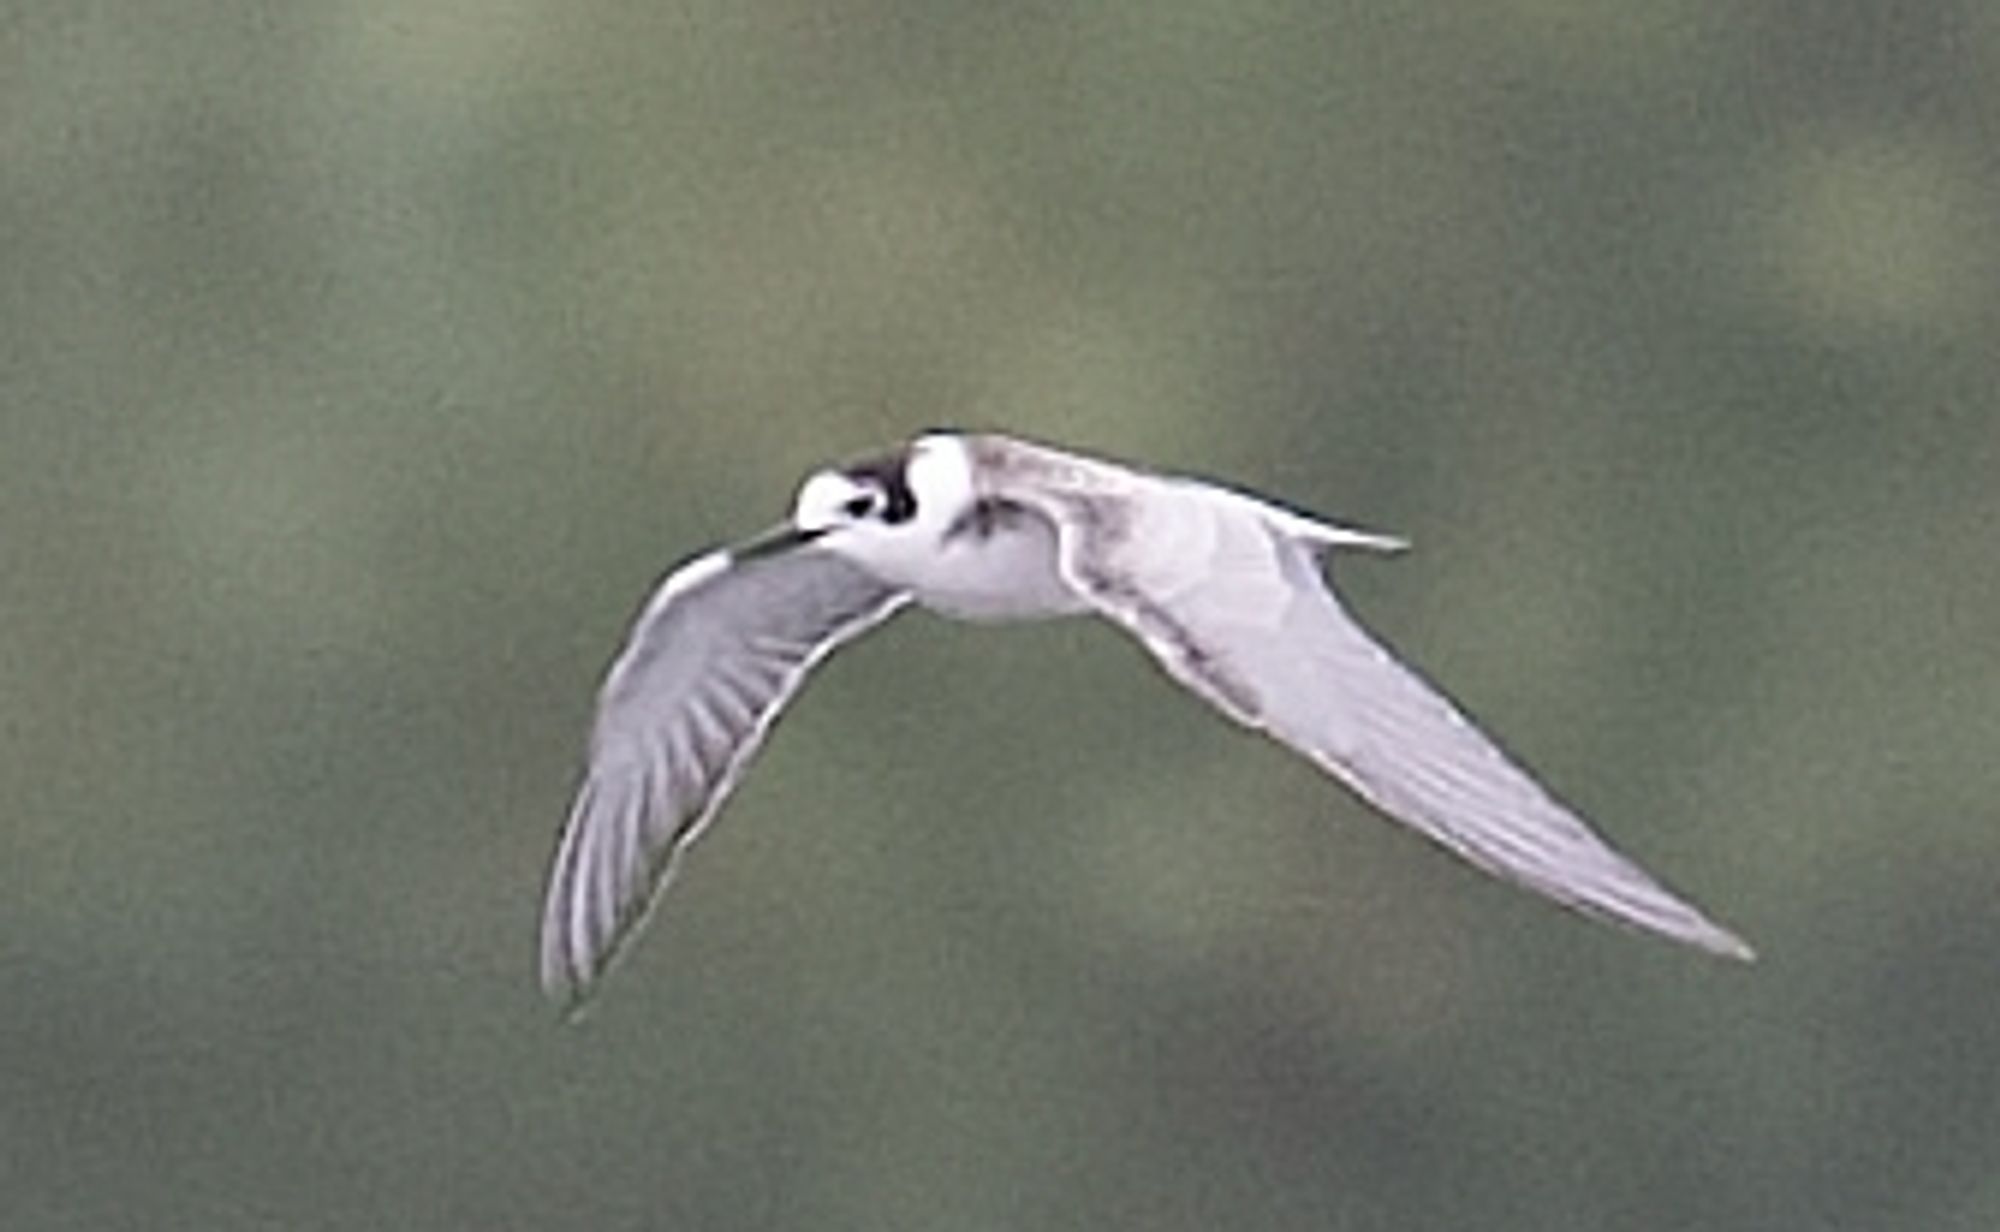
[{"left": 910, "top": 521, "right": 1088, "bottom": 622}]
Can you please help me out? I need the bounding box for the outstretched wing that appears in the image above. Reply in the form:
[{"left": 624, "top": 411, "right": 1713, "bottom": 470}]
[
  {"left": 540, "top": 544, "right": 908, "bottom": 1007},
  {"left": 971, "top": 436, "right": 1751, "bottom": 960}
]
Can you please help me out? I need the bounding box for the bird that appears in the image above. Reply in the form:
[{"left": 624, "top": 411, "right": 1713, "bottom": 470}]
[{"left": 539, "top": 431, "right": 1752, "bottom": 1007}]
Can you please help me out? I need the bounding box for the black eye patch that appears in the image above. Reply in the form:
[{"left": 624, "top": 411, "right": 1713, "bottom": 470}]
[
  {"left": 839, "top": 451, "right": 918, "bottom": 524},
  {"left": 842, "top": 494, "right": 876, "bottom": 517}
]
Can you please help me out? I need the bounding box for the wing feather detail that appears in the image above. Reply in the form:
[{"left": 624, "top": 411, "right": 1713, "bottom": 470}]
[
  {"left": 539, "top": 546, "right": 907, "bottom": 1007},
  {"left": 969, "top": 435, "right": 1751, "bottom": 960}
]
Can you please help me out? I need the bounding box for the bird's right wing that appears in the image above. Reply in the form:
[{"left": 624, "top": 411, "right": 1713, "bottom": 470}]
[
  {"left": 969, "top": 434, "right": 1751, "bottom": 960},
  {"left": 539, "top": 543, "right": 908, "bottom": 1007}
]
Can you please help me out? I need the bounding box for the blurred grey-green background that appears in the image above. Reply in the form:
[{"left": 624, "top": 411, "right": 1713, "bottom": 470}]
[{"left": 5, "top": 2, "right": 1998, "bottom": 1228}]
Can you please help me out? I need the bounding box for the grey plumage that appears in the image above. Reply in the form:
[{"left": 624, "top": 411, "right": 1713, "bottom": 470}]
[
  {"left": 539, "top": 546, "right": 904, "bottom": 1006},
  {"left": 539, "top": 432, "right": 1750, "bottom": 1008},
  {"left": 963, "top": 434, "right": 1753, "bottom": 961}
]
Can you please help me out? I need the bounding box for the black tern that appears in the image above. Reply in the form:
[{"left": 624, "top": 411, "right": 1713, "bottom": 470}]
[{"left": 540, "top": 432, "right": 1752, "bottom": 1006}]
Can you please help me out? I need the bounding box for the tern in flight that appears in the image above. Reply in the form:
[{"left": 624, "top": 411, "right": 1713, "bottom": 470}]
[{"left": 540, "top": 432, "right": 1751, "bottom": 1006}]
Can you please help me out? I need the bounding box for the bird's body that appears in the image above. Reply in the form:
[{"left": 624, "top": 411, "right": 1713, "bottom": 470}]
[
  {"left": 887, "top": 496, "right": 1082, "bottom": 621},
  {"left": 539, "top": 432, "right": 1751, "bottom": 1007}
]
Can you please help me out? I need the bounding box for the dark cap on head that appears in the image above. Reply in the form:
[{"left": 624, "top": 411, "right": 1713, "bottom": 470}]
[{"left": 839, "top": 449, "right": 918, "bottom": 524}]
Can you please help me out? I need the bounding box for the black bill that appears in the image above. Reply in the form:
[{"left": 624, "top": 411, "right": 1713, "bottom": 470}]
[{"left": 731, "top": 523, "right": 824, "bottom": 562}]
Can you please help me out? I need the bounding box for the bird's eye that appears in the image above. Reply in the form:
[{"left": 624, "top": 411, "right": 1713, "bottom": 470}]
[{"left": 842, "top": 494, "right": 876, "bottom": 518}]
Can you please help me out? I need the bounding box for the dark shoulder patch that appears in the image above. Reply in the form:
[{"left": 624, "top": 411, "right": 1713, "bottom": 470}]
[
  {"left": 839, "top": 449, "right": 918, "bottom": 524},
  {"left": 944, "top": 497, "right": 1028, "bottom": 542}
]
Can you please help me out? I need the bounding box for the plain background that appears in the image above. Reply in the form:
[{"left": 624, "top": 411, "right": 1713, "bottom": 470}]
[{"left": 4, "top": 3, "right": 1998, "bottom": 1228}]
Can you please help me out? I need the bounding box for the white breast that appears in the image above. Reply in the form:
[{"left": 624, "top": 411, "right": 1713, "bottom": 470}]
[{"left": 910, "top": 511, "right": 1088, "bottom": 622}]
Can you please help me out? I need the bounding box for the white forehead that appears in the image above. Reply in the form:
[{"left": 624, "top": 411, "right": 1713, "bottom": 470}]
[
  {"left": 790, "top": 435, "right": 975, "bottom": 533},
  {"left": 792, "top": 469, "right": 867, "bottom": 530}
]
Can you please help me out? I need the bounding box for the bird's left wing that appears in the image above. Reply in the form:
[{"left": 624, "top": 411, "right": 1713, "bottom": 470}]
[
  {"left": 540, "top": 542, "right": 907, "bottom": 1007},
  {"left": 967, "top": 435, "right": 1751, "bottom": 960}
]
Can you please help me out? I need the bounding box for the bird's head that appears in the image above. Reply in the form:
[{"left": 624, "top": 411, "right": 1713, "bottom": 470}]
[{"left": 782, "top": 432, "right": 976, "bottom": 579}]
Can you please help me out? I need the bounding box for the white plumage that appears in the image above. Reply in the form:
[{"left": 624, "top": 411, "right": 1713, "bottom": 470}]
[{"left": 539, "top": 432, "right": 1750, "bottom": 1008}]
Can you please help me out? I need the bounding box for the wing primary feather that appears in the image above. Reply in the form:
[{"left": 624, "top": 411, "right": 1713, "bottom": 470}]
[
  {"left": 967, "top": 442, "right": 1752, "bottom": 962},
  {"left": 538, "top": 547, "right": 906, "bottom": 1011}
]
